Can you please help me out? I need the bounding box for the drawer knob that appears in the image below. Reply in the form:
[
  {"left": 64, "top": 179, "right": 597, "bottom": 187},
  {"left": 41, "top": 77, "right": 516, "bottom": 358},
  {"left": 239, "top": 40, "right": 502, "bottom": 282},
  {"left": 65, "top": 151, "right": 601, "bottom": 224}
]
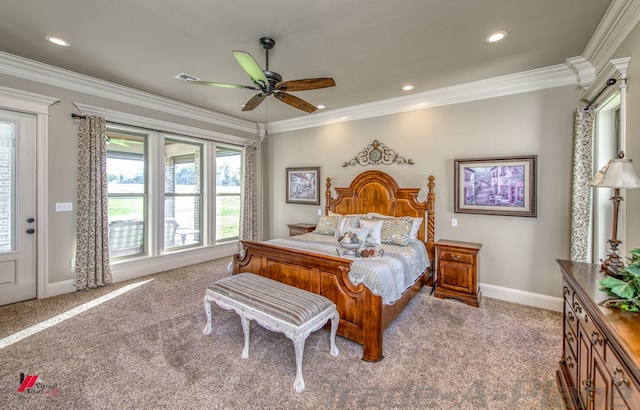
[
  {"left": 565, "top": 331, "right": 574, "bottom": 344},
  {"left": 590, "top": 330, "right": 602, "bottom": 346},
  {"left": 567, "top": 311, "right": 575, "bottom": 322},
  {"left": 573, "top": 301, "right": 583, "bottom": 314},
  {"left": 451, "top": 254, "right": 460, "bottom": 261},
  {"left": 612, "top": 367, "right": 629, "bottom": 387}
]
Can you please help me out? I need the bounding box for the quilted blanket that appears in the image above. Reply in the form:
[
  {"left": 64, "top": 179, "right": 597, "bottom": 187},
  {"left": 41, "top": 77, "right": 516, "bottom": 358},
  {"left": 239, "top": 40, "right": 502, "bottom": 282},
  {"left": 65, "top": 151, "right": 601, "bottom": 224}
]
[{"left": 267, "top": 233, "right": 430, "bottom": 304}]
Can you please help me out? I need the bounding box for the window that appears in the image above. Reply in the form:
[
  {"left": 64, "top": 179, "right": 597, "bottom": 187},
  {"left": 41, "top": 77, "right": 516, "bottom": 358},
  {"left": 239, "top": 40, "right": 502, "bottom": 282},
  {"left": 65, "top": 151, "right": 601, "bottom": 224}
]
[
  {"left": 216, "top": 146, "right": 241, "bottom": 242},
  {"left": 106, "top": 131, "right": 146, "bottom": 258},
  {"left": 164, "top": 138, "right": 202, "bottom": 250},
  {"left": 105, "top": 124, "right": 243, "bottom": 260},
  {"left": 592, "top": 94, "right": 621, "bottom": 263}
]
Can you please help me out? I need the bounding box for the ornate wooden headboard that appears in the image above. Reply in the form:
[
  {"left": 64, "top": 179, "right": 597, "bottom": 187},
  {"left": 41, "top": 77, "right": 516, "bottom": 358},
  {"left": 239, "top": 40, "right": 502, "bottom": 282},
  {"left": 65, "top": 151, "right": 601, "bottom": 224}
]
[{"left": 325, "top": 170, "right": 436, "bottom": 261}]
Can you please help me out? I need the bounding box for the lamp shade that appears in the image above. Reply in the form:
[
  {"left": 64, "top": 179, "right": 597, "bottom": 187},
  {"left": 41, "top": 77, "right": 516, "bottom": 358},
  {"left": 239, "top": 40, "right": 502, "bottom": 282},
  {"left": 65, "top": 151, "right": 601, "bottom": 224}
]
[{"left": 590, "top": 158, "right": 640, "bottom": 189}]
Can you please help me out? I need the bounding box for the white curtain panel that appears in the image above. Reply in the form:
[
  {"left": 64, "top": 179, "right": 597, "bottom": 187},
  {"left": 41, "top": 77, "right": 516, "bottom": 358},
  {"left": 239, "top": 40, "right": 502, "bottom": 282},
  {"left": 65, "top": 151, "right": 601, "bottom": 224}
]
[
  {"left": 570, "top": 106, "right": 595, "bottom": 262},
  {"left": 74, "top": 115, "right": 112, "bottom": 289}
]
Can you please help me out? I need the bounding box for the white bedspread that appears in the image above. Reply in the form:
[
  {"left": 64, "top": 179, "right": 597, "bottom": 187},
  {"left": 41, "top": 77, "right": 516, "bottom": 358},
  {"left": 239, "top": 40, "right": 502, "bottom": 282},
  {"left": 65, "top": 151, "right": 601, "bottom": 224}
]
[{"left": 267, "top": 233, "right": 430, "bottom": 304}]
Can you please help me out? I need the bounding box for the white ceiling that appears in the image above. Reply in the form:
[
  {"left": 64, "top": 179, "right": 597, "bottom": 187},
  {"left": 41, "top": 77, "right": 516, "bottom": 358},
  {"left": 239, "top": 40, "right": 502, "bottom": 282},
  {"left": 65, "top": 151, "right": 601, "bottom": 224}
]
[{"left": 0, "top": 1, "right": 613, "bottom": 124}]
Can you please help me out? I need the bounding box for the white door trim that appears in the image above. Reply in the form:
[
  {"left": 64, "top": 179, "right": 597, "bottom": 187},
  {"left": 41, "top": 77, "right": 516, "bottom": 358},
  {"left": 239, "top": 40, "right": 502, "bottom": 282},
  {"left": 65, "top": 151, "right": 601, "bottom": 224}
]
[{"left": 0, "top": 85, "right": 58, "bottom": 299}]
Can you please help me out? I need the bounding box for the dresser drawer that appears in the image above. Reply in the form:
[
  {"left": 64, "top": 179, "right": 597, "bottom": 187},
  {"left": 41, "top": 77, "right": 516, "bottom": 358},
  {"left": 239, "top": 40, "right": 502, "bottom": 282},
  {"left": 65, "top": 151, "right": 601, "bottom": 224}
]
[
  {"left": 439, "top": 250, "right": 474, "bottom": 264},
  {"left": 564, "top": 300, "right": 578, "bottom": 337},
  {"left": 580, "top": 307, "right": 605, "bottom": 359},
  {"left": 562, "top": 278, "right": 574, "bottom": 305},
  {"left": 564, "top": 325, "right": 577, "bottom": 358},
  {"left": 563, "top": 335, "right": 578, "bottom": 388},
  {"left": 606, "top": 342, "right": 640, "bottom": 409}
]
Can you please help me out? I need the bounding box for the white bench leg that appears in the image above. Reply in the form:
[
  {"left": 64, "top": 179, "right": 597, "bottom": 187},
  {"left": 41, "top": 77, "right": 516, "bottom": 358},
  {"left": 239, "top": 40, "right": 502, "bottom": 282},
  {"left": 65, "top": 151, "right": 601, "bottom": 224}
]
[
  {"left": 292, "top": 335, "right": 306, "bottom": 393},
  {"left": 329, "top": 310, "right": 340, "bottom": 357},
  {"left": 202, "top": 296, "right": 213, "bottom": 335},
  {"left": 240, "top": 315, "right": 251, "bottom": 359}
]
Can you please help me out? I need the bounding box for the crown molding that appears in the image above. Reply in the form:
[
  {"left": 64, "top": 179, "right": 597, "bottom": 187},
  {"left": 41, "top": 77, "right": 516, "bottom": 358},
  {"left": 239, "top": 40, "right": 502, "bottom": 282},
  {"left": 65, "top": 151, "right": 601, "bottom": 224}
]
[
  {"left": 0, "top": 85, "right": 59, "bottom": 114},
  {"left": 582, "top": 0, "right": 640, "bottom": 79},
  {"left": 73, "top": 103, "right": 258, "bottom": 146},
  {"left": 565, "top": 56, "right": 596, "bottom": 91},
  {"left": 0, "top": 51, "right": 257, "bottom": 135},
  {"left": 267, "top": 63, "right": 577, "bottom": 134}
]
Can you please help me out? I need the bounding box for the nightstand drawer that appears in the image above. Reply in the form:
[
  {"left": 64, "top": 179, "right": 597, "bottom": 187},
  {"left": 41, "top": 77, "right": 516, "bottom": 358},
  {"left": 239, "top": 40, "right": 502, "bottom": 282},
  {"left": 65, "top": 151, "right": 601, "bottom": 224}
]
[
  {"left": 439, "top": 250, "right": 474, "bottom": 264},
  {"left": 287, "top": 223, "right": 316, "bottom": 236}
]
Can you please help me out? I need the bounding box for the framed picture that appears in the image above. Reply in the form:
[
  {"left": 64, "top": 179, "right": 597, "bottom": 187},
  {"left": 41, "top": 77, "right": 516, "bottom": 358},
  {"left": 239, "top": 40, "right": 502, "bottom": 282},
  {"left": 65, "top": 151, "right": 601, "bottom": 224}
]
[
  {"left": 454, "top": 155, "right": 537, "bottom": 217},
  {"left": 286, "top": 167, "right": 320, "bottom": 205}
]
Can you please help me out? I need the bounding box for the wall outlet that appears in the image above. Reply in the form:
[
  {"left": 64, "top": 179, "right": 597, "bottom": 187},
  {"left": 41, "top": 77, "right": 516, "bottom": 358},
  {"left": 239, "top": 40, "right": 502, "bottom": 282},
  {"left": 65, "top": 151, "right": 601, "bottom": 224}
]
[
  {"left": 318, "top": 209, "right": 322, "bottom": 216},
  {"left": 56, "top": 202, "right": 73, "bottom": 212},
  {"left": 70, "top": 258, "right": 75, "bottom": 268},
  {"left": 451, "top": 218, "right": 458, "bottom": 227}
]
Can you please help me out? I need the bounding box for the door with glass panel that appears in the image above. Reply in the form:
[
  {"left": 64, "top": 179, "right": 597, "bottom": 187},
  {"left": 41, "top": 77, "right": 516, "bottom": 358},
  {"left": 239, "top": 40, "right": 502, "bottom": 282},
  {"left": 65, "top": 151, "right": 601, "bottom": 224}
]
[{"left": 0, "top": 109, "right": 36, "bottom": 306}]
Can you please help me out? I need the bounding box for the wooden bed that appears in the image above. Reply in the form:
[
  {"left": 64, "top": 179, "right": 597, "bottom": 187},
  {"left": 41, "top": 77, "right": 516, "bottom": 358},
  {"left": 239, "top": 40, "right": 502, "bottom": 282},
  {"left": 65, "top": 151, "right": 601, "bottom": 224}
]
[{"left": 233, "top": 170, "right": 435, "bottom": 361}]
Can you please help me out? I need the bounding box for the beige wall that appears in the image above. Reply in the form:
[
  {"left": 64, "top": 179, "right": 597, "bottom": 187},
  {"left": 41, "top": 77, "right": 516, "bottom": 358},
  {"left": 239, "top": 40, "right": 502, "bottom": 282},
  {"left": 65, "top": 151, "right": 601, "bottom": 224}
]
[{"left": 265, "top": 86, "right": 582, "bottom": 297}]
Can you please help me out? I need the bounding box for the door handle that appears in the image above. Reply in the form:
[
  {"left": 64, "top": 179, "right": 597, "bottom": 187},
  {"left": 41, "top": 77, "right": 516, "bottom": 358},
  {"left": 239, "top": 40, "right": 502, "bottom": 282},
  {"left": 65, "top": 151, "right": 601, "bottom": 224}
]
[{"left": 26, "top": 228, "right": 35, "bottom": 234}]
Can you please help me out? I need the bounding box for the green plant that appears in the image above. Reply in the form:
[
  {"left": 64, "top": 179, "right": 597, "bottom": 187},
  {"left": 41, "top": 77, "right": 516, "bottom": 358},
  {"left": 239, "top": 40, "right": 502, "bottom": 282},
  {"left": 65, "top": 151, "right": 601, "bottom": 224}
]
[{"left": 599, "top": 248, "right": 640, "bottom": 312}]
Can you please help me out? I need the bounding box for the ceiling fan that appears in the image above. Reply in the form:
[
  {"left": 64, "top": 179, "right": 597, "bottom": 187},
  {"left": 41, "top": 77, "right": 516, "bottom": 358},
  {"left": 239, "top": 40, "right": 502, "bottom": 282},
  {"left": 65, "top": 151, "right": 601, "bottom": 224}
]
[{"left": 180, "top": 37, "right": 336, "bottom": 113}]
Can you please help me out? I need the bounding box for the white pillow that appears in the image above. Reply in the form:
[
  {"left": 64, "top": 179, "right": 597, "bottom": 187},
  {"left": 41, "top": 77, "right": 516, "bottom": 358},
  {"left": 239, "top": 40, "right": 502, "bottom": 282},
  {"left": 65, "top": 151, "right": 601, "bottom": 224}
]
[
  {"left": 359, "top": 219, "right": 384, "bottom": 245},
  {"left": 409, "top": 217, "right": 423, "bottom": 239},
  {"left": 366, "top": 212, "right": 392, "bottom": 219}
]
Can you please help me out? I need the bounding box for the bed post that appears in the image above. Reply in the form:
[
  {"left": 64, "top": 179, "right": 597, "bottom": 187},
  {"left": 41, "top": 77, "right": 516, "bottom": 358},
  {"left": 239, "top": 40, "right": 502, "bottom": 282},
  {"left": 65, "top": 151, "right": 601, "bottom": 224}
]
[
  {"left": 325, "top": 177, "right": 332, "bottom": 215},
  {"left": 426, "top": 176, "right": 436, "bottom": 262}
]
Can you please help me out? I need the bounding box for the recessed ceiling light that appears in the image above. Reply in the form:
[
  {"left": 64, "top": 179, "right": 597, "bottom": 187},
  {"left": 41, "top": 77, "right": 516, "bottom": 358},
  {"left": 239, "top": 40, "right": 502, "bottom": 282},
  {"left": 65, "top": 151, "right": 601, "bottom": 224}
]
[
  {"left": 485, "top": 31, "right": 507, "bottom": 43},
  {"left": 402, "top": 85, "right": 414, "bottom": 91},
  {"left": 317, "top": 105, "right": 325, "bottom": 109},
  {"left": 46, "top": 36, "right": 70, "bottom": 47}
]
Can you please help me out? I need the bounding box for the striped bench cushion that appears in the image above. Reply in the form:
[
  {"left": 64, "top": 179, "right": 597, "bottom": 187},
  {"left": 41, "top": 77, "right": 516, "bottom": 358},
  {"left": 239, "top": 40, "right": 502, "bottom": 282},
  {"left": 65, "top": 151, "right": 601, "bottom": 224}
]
[{"left": 208, "top": 273, "right": 334, "bottom": 327}]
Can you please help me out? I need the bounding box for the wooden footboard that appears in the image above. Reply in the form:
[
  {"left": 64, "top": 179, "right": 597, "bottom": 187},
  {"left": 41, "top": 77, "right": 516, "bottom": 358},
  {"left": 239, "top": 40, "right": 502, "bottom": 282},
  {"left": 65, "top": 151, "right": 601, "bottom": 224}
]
[{"left": 233, "top": 240, "right": 427, "bottom": 361}]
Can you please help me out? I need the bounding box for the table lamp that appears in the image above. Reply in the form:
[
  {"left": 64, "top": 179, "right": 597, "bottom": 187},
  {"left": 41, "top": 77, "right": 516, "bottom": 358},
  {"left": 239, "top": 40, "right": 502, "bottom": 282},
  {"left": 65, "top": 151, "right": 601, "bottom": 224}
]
[{"left": 590, "top": 151, "right": 640, "bottom": 274}]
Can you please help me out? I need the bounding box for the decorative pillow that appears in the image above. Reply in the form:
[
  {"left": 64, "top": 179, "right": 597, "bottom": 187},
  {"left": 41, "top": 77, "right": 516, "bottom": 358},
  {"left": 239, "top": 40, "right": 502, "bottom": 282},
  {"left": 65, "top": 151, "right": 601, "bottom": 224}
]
[
  {"left": 345, "top": 226, "right": 369, "bottom": 244},
  {"left": 409, "top": 217, "right": 423, "bottom": 240},
  {"left": 359, "top": 219, "right": 384, "bottom": 245},
  {"left": 335, "top": 215, "right": 361, "bottom": 237},
  {"left": 380, "top": 217, "right": 413, "bottom": 246},
  {"left": 314, "top": 215, "right": 339, "bottom": 235}
]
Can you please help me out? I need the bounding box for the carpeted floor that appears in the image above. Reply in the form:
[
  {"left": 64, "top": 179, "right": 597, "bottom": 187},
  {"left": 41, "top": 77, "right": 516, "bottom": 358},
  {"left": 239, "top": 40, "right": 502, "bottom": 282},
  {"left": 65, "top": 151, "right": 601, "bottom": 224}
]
[{"left": 0, "top": 257, "right": 564, "bottom": 409}]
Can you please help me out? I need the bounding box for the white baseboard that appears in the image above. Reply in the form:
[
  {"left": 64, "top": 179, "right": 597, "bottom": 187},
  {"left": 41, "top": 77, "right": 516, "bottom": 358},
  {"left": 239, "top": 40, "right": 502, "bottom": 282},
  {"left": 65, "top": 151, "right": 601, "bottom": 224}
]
[
  {"left": 44, "top": 243, "right": 238, "bottom": 299},
  {"left": 480, "top": 282, "right": 563, "bottom": 312},
  {"left": 44, "top": 253, "right": 563, "bottom": 314}
]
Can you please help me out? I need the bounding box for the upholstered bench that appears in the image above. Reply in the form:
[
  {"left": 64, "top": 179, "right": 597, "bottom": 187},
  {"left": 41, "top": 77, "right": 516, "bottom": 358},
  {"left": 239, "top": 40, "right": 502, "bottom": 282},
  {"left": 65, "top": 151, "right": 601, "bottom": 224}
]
[{"left": 203, "top": 273, "right": 340, "bottom": 392}]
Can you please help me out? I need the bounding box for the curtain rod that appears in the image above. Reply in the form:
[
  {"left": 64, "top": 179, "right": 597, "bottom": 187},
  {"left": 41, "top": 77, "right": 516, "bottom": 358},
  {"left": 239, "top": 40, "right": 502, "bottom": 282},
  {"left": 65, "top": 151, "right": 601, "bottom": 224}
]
[{"left": 584, "top": 78, "right": 617, "bottom": 110}]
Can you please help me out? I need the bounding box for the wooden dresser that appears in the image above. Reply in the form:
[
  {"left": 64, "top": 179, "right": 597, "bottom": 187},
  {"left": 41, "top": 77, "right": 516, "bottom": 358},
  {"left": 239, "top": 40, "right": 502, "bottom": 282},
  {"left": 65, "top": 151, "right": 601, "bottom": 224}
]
[{"left": 557, "top": 259, "right": 640, "bottom": 409}]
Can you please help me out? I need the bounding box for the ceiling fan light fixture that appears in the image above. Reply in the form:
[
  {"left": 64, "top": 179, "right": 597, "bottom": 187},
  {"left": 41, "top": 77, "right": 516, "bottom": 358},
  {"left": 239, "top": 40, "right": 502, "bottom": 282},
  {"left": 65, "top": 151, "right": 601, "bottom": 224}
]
[
  {"left": 485, "top": 31, "right": 508, "bottom": 43},
  {"left": 46, "top": 36, "right": 70, "bottom": 47}
]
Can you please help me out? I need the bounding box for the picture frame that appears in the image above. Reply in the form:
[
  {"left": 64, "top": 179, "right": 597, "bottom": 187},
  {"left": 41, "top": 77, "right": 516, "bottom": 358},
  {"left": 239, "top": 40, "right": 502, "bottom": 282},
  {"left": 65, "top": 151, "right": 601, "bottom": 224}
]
[
  {"left": 286, "top": 167, "right": 320, "bottom": 205},
  {"left": 454, "top": 155, "right": 537, "bottom": 217}
]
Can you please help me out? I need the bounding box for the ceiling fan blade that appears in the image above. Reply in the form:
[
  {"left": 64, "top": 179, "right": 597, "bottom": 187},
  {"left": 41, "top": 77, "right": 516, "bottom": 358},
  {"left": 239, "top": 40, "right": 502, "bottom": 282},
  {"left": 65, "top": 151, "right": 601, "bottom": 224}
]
[
  {"left": 274, "top": 92, "right": 317, "bottom": 113},
  {"left": 275, "top": 78, "right": 336, "bottom": 92},
  {"left": 233, "top": 51, "right": 268, "bottom": 86},
  {"left": 185, "top": 80, "right": 258, "bottom": 90},
  {"left": 242, "top": 93, "right": 267, "bottom": 111}
]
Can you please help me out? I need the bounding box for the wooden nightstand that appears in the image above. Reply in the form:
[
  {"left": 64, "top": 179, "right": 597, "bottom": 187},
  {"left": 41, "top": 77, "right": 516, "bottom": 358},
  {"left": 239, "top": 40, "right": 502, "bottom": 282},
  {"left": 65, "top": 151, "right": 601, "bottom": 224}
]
[
  {"left": 434, "top": 239, "right": 482, "bottom": 307},
  {"left": 287, "top": 223, "right": 317, "bottom": 236}
]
